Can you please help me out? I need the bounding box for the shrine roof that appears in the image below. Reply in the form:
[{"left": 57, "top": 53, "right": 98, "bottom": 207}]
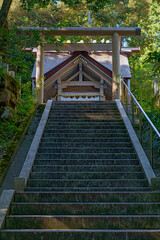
[{"left": 32, "top": 51, "right": 131, "bottom": 79}]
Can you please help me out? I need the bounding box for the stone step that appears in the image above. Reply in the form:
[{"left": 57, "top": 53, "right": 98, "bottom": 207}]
[
  {"left": 48, "top": 118, "right": 123, "bottom": 121},
  {"left": 35, "top": 153, "right": 137, "bottom": 159},
  {"left": 14, "top": 191, "right": 157, "bottom": 203},
  {"left": 27, "top": 179, "right": 148, "bottom": 188},
  {"left": 45, "top": 125, "right": 126, "bottom": 129},
  {"left": 3, "top": 101, "right": 156, "bottom": 239},
  {"left": 48, "top": 112, "right": 121, "bottom": 116},
  {"left": 47, "top": 119, "right": 124, "bottom": 124},
  {"left": 37, "top": 147, "right": 135, "bottom": 154},
  {"left": 25, "top": 187, "right": 150, "bottom": 192},
  {"left": 50, "top": 109, "right": 120, "bottom": 112},
  {"left": 48, "top": 116, "right": 121, "bottom": 120},
  {"left": 39, "top": 142, "right": 133, "bottom": 148},
  {"left": 48, "top": 114, "right": 121, "bottom": 118},
  {"left": 51, "top": 105, "right": 118, "bottom": 109},
  {"left": 43, "top": 129, "right": 127, "bottom": 134},
  {"left": 10, "top": 202, "right": 160, "bottom": 215},
  {"left": 40, "top": 137, "right": 131, "bottom": 143},
  {"left": 51, "top": 107, "right": 119, "bottom": 110},
  {"left": 49, "top": 112, "right": 120, "bottom": 116},
  {"left": 49, "top": 110, "right": 120, "bottom": 114},
  {"left": 52, "top": 105, "right": 117, "bottom": 108},
  {"left": 6, "top": 214, "right": 160, "bottom": 229},
  {"left": 47, "top": 121, "right": 123, "bottom": 125},
  {"left": 30, "top": 172, "right": 145, "bottom": 180},
  {"left": 42, "top": 133, "right": 129, "bottom": 138},
  {"left": 33, "top": 159, "right": 139, "bottom": 166},
  {"left": 52, "top": 102, "right": 117, "bottom": 106},
  {"left": 32, "top": 165, "right": 142, "bottom": 172},
  {"left": 1, "top": 229, "right": 160, "bottom": 240}
]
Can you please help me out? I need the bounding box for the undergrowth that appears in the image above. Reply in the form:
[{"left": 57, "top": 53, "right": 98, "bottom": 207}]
[{"left": 0, "top": 81, "right": 37, "bottom": 160}]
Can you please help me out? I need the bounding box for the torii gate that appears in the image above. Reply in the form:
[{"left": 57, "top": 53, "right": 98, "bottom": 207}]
[{"left": 19, "top": 27, "right": 141, "bottom": 103}]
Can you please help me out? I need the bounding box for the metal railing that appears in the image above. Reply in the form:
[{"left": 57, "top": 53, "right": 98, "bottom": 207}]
[{"left": 120, "top": 78, "right": 160, "bottom": 174}]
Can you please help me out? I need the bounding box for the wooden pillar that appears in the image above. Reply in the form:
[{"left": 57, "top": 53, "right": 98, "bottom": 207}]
[
  {"left": 100, "top": 77, "right": 104, "bottom": 101},
  {"left": 36, "top": 34, "right": 44, "bottom": 104},
  {"left": 57, "top": 77, "right": 62, "bottom": 101},
  {"left": 112, "top": 32, "right": 120, "bottom": 100}
]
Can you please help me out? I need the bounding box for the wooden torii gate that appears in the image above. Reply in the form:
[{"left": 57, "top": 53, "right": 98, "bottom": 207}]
[{"left": 19, "top": 27, "right": 141, "bottom": 103}]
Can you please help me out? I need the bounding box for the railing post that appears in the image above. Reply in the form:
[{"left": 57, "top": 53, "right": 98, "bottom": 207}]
[
  {"left": 139, "top": 109, "right": 142, "bottom": 143},
  {"left": 120, "top": 78, "right": 123, "bottom": 103},
  {"left": 125, "top": 87, "right": 128, "bottom": 115},
  {"left": 150, "top": 125, "right": 153, "bottom": 168},
  {"left": 131, "top": 97, "right": 134, "bottom": 125}
]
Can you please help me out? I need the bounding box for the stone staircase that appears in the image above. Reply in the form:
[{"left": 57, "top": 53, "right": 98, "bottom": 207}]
[{"left": 1, "top": 101, "right": 160, "bottom": 240}]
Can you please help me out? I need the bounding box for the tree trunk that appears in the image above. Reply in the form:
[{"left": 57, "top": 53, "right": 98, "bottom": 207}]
[{"left": 0, "top": 0, "right": 13, "bottom": 28}]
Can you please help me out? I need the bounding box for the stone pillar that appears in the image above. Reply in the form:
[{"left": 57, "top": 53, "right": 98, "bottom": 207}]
[
  {"left": 112, "top": 33, "right": 120, "bottom": 100},
  {"left": 153, "top": 76, "right": 160, "bottom": 106},
  {"left": 0, "top": 56, "right": 2, "bottom": 68},
  {"left": 9, "top": 71, "right": 15, "bottom": 77},
  {"left": 100, "top": 77, "right": 104, "bottom": 101},
  {"left": 36, "top": 34, "right": 44, "bottom": 104},
  {"left": 57, "top": 77, "right": 62, "bottom": 101},
  {"left": 3, "top": 63, "right": 9, "bottom": 73},
  {"left": 154, "top": 76, "right": 159, "bottom": 96}
]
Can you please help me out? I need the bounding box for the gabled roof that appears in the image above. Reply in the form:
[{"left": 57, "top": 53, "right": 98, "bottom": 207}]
[
  {"left": 32, "top": 52, "right": 70, "bottom": 78},
  {"left": 32, "top": 51, "right": 131, "bottom": 79},
  {"left": 90, "top": 52, "right": 131, "bottom": 78}
]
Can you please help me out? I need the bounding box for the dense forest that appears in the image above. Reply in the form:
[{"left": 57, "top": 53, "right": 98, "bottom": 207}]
[
  {"left": 0, "top": 0, "right": 160, "bottom": 167},
  {"left": 3, "top": 0, "right": 160, "bottom": 105}
]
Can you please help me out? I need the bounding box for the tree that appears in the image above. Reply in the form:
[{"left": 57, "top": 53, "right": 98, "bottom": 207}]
[
  {"left": 0, "top": 0, "right": 127, "bottom": 28},
  {"left": 0, "top": 0, "right": 12, "bottom": 28}
]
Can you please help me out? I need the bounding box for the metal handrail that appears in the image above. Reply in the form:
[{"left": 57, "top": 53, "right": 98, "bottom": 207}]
[{"left": 121, "top": 78, "right": 160, "bottom": 138}]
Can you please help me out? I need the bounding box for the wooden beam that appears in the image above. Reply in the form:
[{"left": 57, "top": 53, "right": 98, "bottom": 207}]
[
  {"left": 62, "top": 81, "right": 99, "bottom": 87},
  {"left": 18, "top": 27, "right": 141, "bottom": 36},
  {"left": 82, "top": 71, "right": 99, "bottom": 84},
  {"left": 66, "top": 71, "right": 80, "bottom": 83},
  {"left": 45, "top": 43, "right": 112, "bottom": 51}
]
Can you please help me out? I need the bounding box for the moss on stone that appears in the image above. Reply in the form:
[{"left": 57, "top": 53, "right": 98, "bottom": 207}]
[
  {"left": 0, "top": 105, "right": 37, "bottom": 186},
  {"left": 0, "top": 70, "right": 20, "bottom": 112}
]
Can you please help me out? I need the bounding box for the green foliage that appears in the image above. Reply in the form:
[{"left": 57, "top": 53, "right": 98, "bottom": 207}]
[
  {"left": 19, "top": 0, "right": 125, "bottom": 12},
  {"left": 20, "top": 0, "right": 52, "bottom": 10},
  {"left": 0, "top": 103, "right": 37, "bottom": 185},
  {"left": 0, "top": 28, "right": 35, "bottom": 83},
  {"left": 0, "top": 81, "right": 37, "bottom": 158}
]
